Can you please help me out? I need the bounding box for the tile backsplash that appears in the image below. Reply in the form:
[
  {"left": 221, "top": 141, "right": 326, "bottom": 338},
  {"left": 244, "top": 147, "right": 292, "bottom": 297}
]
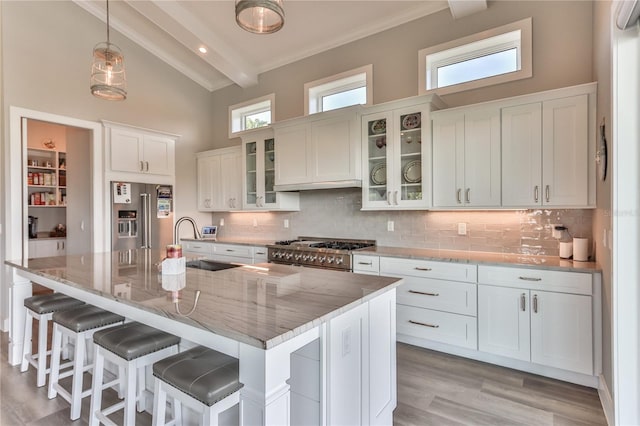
[{"left": 211, "top": 189, "right": 593, "bottom": 256}]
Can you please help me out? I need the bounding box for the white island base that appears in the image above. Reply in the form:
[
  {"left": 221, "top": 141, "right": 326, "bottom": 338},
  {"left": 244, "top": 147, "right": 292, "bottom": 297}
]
[{"left": 6, "top": 253, "right": 399, "bottom": 425}]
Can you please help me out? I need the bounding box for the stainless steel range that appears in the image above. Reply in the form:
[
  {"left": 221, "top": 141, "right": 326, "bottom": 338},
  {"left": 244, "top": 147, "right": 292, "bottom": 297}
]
[{"left": 267, "top": 237, "right": 375, "bottom": 271}]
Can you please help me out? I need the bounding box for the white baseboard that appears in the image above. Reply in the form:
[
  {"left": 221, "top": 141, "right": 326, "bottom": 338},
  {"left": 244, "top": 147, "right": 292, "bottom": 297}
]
[{"left": 598, "top": 374, "right": 615, "bottom": 426}]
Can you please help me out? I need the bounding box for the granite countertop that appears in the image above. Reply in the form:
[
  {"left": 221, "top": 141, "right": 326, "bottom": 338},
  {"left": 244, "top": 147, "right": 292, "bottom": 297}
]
[
  {"left": 6, "top": 250, "right": 401, "bottom": 349},
  {"left": 180, "top": 237, "right": 274, "bottom": 247},
  {"left": 357, "top": 246, "right": 601, "bottom": 273}
]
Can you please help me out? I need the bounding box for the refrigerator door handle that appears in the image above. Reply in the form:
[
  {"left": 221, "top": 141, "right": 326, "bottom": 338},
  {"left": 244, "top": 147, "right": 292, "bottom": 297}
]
[{"left": 140, "top": 193, "right": 151, "bottom": 248}]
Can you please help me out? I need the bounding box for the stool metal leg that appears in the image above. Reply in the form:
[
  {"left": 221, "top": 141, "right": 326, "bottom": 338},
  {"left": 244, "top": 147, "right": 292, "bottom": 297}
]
[{"left": 20, "top": 310, "right": 33, "bottom": 373}]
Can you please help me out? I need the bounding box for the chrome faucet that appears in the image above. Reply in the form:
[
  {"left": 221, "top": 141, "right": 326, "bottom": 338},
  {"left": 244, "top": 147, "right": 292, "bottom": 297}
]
[{"left": 174, "top": 217, "right": 202, "bottom": 244}]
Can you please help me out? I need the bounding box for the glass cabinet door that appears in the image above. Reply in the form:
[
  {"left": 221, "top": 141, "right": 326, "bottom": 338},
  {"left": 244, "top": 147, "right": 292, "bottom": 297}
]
[
  {"left": 245, "top": 141, "right": 257, "bottom": 206},
  {"left": 398, "top": 111, "right": 423, "bottom": 203},
  {"left": 365, "top": 114, "right": 390, "bottom": 205},
  {"left": 263, "top": 138, "right": 276, "bottom": 204}
]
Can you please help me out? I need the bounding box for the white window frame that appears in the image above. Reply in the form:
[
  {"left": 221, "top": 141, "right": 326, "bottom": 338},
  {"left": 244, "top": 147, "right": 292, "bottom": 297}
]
[
  {"left": 304, "top": 64, "right": 373, "bottom": 115},
  {"left": 229, "top": 93, "right": 275, "bottom": 138},
  {"left": 418, "top": 18, "right": 532, "bottom": 96}
]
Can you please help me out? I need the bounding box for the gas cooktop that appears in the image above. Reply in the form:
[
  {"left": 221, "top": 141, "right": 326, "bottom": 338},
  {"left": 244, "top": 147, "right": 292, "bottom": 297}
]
[{"left": 267, "top": 237, "right": 375, "bottom": 271}]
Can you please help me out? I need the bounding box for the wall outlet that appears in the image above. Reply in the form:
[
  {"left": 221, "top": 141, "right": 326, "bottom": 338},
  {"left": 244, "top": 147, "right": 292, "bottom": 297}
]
[
  {"left": 387, "top": 220, "right": 394, "bottom": 232},
  {"left": 284, "top": 219, "right": 289, "bottom": 228},
  {"left": 252, "top": 218, "right": 258, "bottom": 227},
  {"left": 457, "top": 222, "right": 467, "bottom": 236}
]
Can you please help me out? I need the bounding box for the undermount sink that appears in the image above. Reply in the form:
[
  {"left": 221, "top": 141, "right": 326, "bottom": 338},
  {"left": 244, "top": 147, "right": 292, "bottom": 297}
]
[{"left": 186, "top": 259, "right": 243, "bottom": 272}]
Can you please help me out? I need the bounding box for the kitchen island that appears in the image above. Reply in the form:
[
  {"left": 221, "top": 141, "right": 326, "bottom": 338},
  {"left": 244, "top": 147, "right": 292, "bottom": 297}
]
[{"left": 5, "top": 249, "right": 401, "bottom": 425}]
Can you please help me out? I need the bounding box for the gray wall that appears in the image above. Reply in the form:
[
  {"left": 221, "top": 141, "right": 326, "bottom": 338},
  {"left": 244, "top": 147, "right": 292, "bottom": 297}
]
[
  {"left": 592, "top": 0, "right": 614, "bottom": 398},
  {"left": 209, "top": 0, "right": 594, "bottom": 148}
]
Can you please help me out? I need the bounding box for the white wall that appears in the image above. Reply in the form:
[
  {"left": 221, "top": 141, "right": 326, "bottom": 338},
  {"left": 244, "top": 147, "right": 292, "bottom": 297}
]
[{"left": 0, "top": 1, "right": 215, "bottom": 328}]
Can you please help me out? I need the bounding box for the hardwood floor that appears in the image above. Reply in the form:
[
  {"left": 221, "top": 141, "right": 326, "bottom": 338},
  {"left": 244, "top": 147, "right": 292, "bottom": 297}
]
[{"left": 0, "top": 332, "right": 606, "bottom": 425}]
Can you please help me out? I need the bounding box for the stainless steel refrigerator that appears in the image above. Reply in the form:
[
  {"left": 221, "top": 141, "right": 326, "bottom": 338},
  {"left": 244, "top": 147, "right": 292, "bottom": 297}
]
[{"left": 111, "top": 181, "right": 173, "bottom": 251}]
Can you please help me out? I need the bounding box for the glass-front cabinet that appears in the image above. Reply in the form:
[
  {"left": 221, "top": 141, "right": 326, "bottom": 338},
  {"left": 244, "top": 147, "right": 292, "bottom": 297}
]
[
  {"left": 362, "top": 104, "right": 432, "bottom": 210},
  {"left": 240, "top": 128, "right": 299, "bottom": 211}
]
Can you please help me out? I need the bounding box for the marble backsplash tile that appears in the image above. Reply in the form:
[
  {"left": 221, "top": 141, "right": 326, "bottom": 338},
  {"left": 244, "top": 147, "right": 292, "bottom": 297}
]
[{"left": 211, "top": 189, "right": 593, "bottom": 256}]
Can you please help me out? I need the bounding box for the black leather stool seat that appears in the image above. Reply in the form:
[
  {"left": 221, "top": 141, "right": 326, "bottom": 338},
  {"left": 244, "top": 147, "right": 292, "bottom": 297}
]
[
  {"left": 153, "top": 346, "right": 243, "bottom": 407},
  {"left": 93, "top": 322, "right": 180, "bottom": 361},
  {"left": 24, "top": 293, "right": 85, "bottom": 314},
  {"left": 52, "top": 305, "right": 124, "bottom": 333}
]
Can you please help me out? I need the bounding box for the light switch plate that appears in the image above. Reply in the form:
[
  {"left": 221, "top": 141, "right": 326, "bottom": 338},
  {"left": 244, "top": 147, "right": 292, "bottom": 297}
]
[
  {"left": 457, "top": 223, "right": 467, "bottom": 235},
  {"left": 284, "top": 219, "right": 289, "bottom": 228},
  {"left": 387, "top": 220, "right": 394, "bottom": 232}
]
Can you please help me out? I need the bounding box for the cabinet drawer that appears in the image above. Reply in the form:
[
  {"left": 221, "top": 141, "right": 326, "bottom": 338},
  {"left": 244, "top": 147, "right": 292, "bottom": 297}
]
[
  {"left": 181, "top": 240, "right": 213, "bottom": 255},
  {"left": 353, "top": 255, "right": 379, "bottom": 275},
  {"left": 397, "top": 305, "right": 477, "bottom": 349},
  {"left": 397, "top": 277, "right": 477, "bottom": 316},
  {"left": 212, "top": 244, "right": 253, "bottom": 259},
  {"left": 478, "top": 265, "right": 592, "bottom": 295},
  {"left": 380, "top": 257, "right": 477, "bottom": 283}
]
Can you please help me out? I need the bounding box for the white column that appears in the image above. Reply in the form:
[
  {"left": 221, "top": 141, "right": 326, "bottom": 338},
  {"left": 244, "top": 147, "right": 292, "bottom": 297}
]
[{"left": 8, "top": 269, "right": 32, "bottom": 365}]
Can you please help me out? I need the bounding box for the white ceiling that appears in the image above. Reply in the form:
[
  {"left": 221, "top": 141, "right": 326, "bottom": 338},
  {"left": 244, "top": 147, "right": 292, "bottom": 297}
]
[{"left": 74, "top": 0, "right": 458, "bottom": 92}]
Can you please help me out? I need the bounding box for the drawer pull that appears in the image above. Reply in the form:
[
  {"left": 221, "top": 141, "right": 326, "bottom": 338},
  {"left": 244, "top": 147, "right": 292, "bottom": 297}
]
[
  {"left": 520, "top": 293, "right": 526, "bottom": 311},
  {"left": 226, "top": 249, "right": 235, "bottom": 252},
  {"left": 533, "top": 294, "right": 539, "bottom": 313},
  {"left": 518, "top": 276, "right": 542, "bottom": 282},
  {"left": 414, "top": 267, "right": 433, "bottom": 271},
  {"left": 409, "top": 290, "right": 440, "bottom": 297},
  {"left": 409, "top": 320, "right": 439, "bottom": 329},
  {"left": 358, "top": 261, "right": 373, "bottom": 266},
  {"left": 256, "top": 251, "right": 266, "bottom": 255}
]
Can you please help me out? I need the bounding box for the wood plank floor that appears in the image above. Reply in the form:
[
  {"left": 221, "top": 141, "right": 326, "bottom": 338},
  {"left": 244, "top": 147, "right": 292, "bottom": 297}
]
[{"left": 1, "top": 332, "right": 606, "bottom": 425}]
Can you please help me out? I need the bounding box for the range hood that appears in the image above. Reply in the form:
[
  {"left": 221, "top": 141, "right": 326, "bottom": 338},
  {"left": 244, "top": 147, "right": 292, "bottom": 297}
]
[{"left": 274, "top": 179, "right": 361, "bottom": 192}]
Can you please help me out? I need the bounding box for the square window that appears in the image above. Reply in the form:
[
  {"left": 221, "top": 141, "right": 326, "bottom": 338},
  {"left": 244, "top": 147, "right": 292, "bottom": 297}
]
[
  {"left": 304, "top": 65, "right": 372, "bottom": 115},
  {"left": 229, "top": 94, "right": 274, "bottom": 137}
]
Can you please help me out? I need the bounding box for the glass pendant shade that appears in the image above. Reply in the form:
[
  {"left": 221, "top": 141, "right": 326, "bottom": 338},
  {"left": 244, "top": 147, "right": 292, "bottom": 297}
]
[
  {"left": 91, "top": 42, "right": 126, "bottom": 100},
  {"left": 235, "top": 0, "right": 284, "bottom": 34}
]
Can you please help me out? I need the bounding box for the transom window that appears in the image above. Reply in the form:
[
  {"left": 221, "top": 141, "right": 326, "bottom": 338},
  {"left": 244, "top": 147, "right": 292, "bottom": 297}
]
[
  {"left": 229, "top": 94, "right": 274, "bottom": 137},
  {"left": 419, "top": 18, "right": 532, "bottom": 95},
  {"left": 304, "top": 65, "right": 372, "bottom": 115}
]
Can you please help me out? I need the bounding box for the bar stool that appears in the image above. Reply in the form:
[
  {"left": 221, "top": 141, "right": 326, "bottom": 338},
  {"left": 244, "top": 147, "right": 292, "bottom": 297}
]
[
  {"left": 89, "top": 322, "right": 180, "bottom": 426},
  {"left": 152, "top": 346, "right": 244, "bottom": 426},
  {"left": 47, "top": 305, "right": 125, "bottom": 420},
  {"left": 21, "top": 293, "right": 85, "bottom": 387}
]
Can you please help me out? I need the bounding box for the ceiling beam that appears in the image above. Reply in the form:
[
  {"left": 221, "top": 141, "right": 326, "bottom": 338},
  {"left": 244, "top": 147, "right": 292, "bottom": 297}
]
[{"left": 128, "top": 0, "right": 258, "bottom": 88}]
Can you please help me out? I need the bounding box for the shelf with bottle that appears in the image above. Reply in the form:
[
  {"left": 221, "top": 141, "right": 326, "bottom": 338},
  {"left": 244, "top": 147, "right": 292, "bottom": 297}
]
[{"left": 26, "top": 148, "right": 67, "bottom": 207}]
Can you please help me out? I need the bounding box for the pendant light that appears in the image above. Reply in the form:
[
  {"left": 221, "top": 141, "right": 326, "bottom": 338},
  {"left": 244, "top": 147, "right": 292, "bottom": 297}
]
[
  {"left": 90, "top": 0, "right": 126, "bottom": 100},
  {"left": 235, "top": 0, "right": 284, "bottom": 34}
]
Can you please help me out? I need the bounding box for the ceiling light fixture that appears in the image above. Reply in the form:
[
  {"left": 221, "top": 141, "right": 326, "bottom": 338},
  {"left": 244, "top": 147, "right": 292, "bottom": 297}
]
[
  {"left": 235, "top": 0, "right": 284, "bottom": 34},
  {"left": 90, "top": 0, "right": 127, "bottom": 100}
]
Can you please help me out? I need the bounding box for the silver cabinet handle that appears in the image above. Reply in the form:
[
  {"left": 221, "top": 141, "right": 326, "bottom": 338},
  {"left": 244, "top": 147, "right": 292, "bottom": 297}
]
[
  {"left": 358, "top": 261, "right": 373, "bottom": 266},
  {"left": 394, "top": 191, "right": 399, "bottom": 205},
  {"left": 534, "top": 186, "right": 539, "bottom": 202},
  {"left": 145, "top": 161, "right": 149, "bottom": 172},
  {"left": 140, "top": 161, "right": 144, "bottom": 172},
  {"left": 409, "top": 290, "right": 440, "bottom": 297},
  {"left": 465, "top": 188, "right": 470, "bottom": 204},
  {"left": 387, "top": 191, "right": 392, "bottom": 206},
  {"left": 409, "top": 320, "right": 439, "bottom": 329},
  {"left": 518, "top": 276, "right": 542, "bottom": 282},
  {"left": 533, "top": 294, "right": 538, "bottom": 313},
  {"left": 545, "top": 185, "right": 550, "bottom": 202},
  {"left": 256, "top": 251, "right": 266, "bottom": 255},
  {"left": 226, "top": 249, "right": 235, "bottom": 252},
  {"left": 520, "top": 293, "right": 526, "bottom": 311},
  {"left": 456, "top": 188, "right": 462, "bottom": 204},
  {"left": 414, "top": 267, "right": 432, "bottom": 271}
]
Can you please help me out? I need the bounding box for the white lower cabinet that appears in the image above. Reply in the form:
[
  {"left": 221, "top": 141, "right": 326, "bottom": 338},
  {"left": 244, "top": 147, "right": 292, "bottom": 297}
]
[
  {"left": 478, "top": 265, "right": 594, "bottom": 376},
  {"left": 381, "top": 257, "right": 478, "bottom": 350},
  {"left": 28, "top": 239, "right": 66, "bottom": 258}
]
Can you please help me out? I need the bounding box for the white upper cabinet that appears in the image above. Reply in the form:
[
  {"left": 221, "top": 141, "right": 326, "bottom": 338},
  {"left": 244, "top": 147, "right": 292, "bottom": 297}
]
[
  {"left": 273, "top": 106, "right": 361, "bottom": 190},
  {"left": 502, "top": 93, "right": 590, "bottom": 207},
  {"left": 240, "top": 128, "right": 299, "bottom": 211},
  {"left": 362, "top": 97, "right": 444, "bottom": 210},
  {"left": 104, "top": 122, "right": 176, "bottom": 177},
  {"left": 432, "top": 107, "right": 501, "bottom": 208},
  {"left": 197, "top": 147, "right": 242, "bottom": 211}
]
